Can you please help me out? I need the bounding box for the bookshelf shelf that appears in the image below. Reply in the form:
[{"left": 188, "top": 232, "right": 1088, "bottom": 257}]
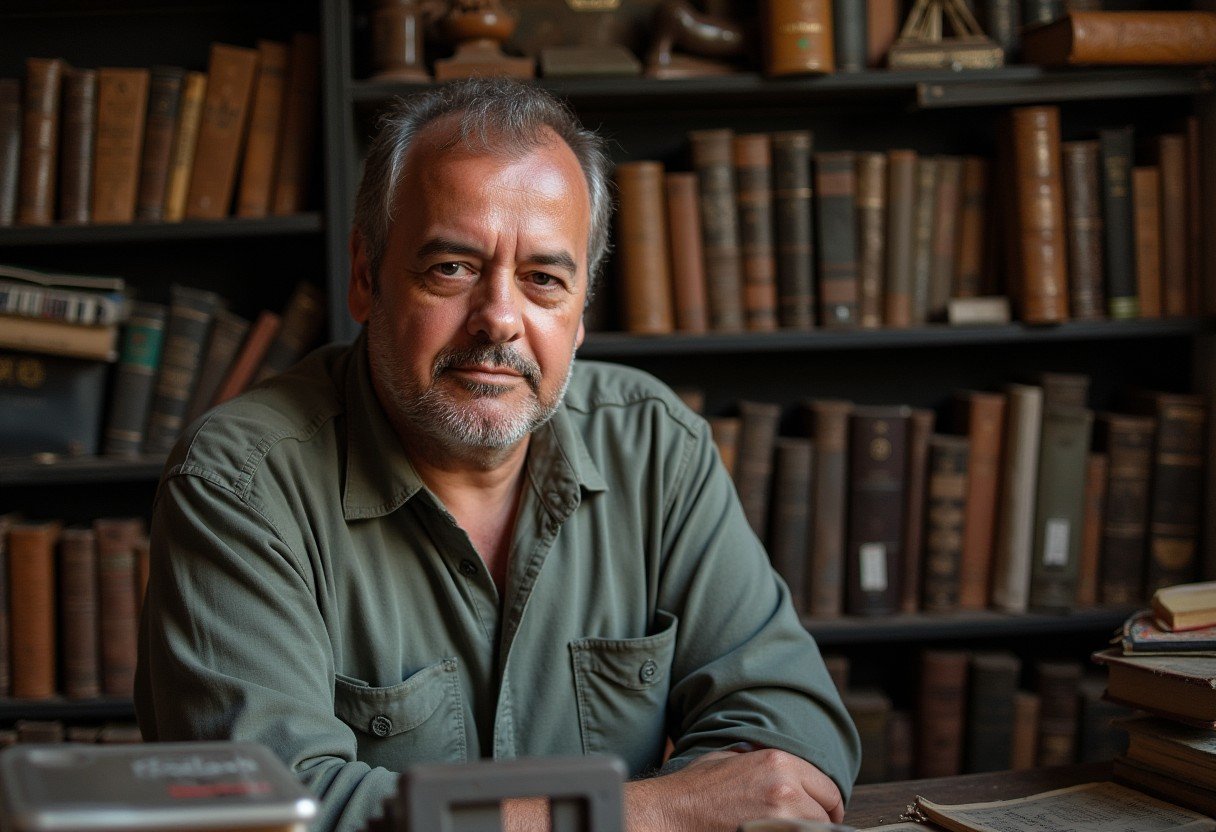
[
  {"left": 0, "top": 214, "right": 323, "bottom": 248},
  {"left": 0, "top": 455, "right": 167, "bottom": 487},
  {"left": 0, "top": 697, "right": 133, "bottom": 724},
  {"left": 805, "top": 606, "right": 1137, "bottom": 647}
]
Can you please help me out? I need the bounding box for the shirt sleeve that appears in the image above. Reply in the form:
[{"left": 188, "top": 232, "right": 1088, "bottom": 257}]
[
  {"left": 656, "top": 418, "right": 862, "bottom": 801},
  {"left": 135, "top": 471, "right": 396, "bottom": 832}
]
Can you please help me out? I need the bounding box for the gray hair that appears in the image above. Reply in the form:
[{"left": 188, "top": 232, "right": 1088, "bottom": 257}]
[{"left": 353, "top": 78, "right": 613, "bottom": 300}]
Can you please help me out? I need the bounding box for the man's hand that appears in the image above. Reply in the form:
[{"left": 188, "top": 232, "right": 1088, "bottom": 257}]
[{"left": 625, "top": 748, "right": 845, "bottom": 832}]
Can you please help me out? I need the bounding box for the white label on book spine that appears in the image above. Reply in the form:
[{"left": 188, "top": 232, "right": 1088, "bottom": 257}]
[
  {"left": 1044, "top": 518, "right": 1070, "bottom": 567},
  {"left": 860, "top": 543, "right": 887, "bottom": 591}
]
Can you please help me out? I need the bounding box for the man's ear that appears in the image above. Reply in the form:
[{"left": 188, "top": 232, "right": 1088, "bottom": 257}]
[
  {"left": 575, "top": 316, "right": 585, "bottom": 349},
  {"left": 348, "top": 229, "right": 373, "bottom": 325}
]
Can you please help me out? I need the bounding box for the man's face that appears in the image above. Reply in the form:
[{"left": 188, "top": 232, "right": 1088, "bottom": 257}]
[{"left": 349, "top": 124, "right": 590, "bottom": 458}]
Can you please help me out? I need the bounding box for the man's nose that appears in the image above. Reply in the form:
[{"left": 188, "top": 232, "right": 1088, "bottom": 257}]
[{"left": 466, "top": 270, "right": 524, "bottom": 344}]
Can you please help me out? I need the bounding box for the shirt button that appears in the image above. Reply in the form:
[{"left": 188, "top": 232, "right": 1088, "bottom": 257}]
[
  {"left": 639, "top": 659, "right": 658, "bottom": 683},
  {"left": 370, "top": 715, "right": 392, "bottom": 737},
  {"left": 459, "top": 559, "right": 477, "bottom": 576}
]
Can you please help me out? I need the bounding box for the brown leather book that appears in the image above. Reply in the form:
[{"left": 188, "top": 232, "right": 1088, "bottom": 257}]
[
  {"left": 1061, "top": 140, "right": 1106, "bottom": 320},
  {"left": 163, "top": 71, "right": 207, "bottom": 223},
  {"left": 58, "top": 68, "right": 97, "bottom": 226},
  {"left": 990, "top": 384, "right": 1043, "bottom": 614},
  {"left": 733, "top": 400, "right": 782, "bottom": 541},
  {"left": 253, "top": 281, "right": 325, "bottom": 383},
  {"left": 1010, "top": 106, "right": 1069, "bottom": 324},
  {"left": 954, "top": 157, "right": 988, "bottom": 300},
  {"left": 884, "top": 149, "right": 918, "bottom": 327},
  {"left": 900, "top": 408, "right": 935, "bottom": 614},
  {"left": 94, "top": 517, "right": 144, "bottom": 698},
  {"left": 92, "top": 67, "right": 150, "bottom": 225},
  {"left": 1021, "top": 11, "right": 1216, "bottom": 66},
  {"left": 1186, "top": 117, "right": 1203, "bottom": 315},
  {"left": 664, "top": 172, "right": 709, "bottom": 333},
  {"left": 815, "top": 151, "right": 859, "bottom": 328},
  {"left": 856, "top": 152, "right": 887, "bottom": 329},
  {"left": 18, "top": 58, "right": 65, "bottom": 226},
  {"left": 185, "top": 308, "right": 250, "bottom": 423},
  {"left": 689, "top": 128, "right": 744, "bottom": 331},
  {"left": 1132, "top": 166, "right": 1162, "bottom": 318},
  {"left": 1029, "top": 405, "right": 1094, "bottom": 612},
  {"left": 185, "top": 43, "right": 259, "bottom": 220},
  {"left": 209, "top": 309, "right": 281, "bottom": 407},
  {"left": 236, "top": 40, "right": 287, "bottom": 218},
  {"left": 886, "top": 709, "right": 914, "bottom": 782},
  {"left": 708, "top": 416, "right": 742, "bottom": 478},
  {"left": 929, "top": 156, "right": 963, "bottom": 322},
  {"left": 966, "top": 651, "right": 1021, "bottom": 773},
  {"left": 847, "top": 406, "right": 910, "bottom": 616},
  {"left": 1155, "top": 134, "right": 1188, "bottom": 317},
  {"left": 734, "top": 134, "right": 778, "bottom": 331},
  {"left": 769, "top": 437, "right": 814, "bottom": 615},
  {"left": 1036, "top": 660, "right": 1081, "bottom": 767},
  {"left": 0, "top": 513, "right": 17, "bottom": 696},
  {"left": 1011, "top": 691, "right": 1041, "bottom": 770},
  {"left": 1096, "top": 412, "right": 1155, "bottom": 606},
  {"left": 615, "top": 161, "right": 676, "bottom": 334},
  {"left": 771, "top": 130, "right": 815, "bottom": 329},
  {"left": 802, "top": 399, "right": 852, "bottom": 618},
  {"left": 955, "top": 391, "right": 1007, "bottom": 611},
  {"left": 135, "top": 66, "right": 185, "bottom": 222},
  {"left": 8, "top": 520, "right": 61, "bottom": 700},
  {"left": 762, "top": 0, "right": 835, "bottom": 75},
  {"left": 58, "top": 526, "right": 100, "bottom": 700},
  {"left": 910, "top": 156, "right": 938, "bottom": 324},
  {"left": 271, "top": 33, "right": 320, "bottom": 215},
  {"left": 1076, "top": 452, "right": 1107, "bottom": 607},
  {"left": 866, "top": 0, "right": 901, "bottom": 67},
  {"left": 844, "top": 688, "right": 891, "bottom": 785},
  {"left": 917, "top": 650, "right": 968, "bottom": 778},
  {"left": 0, "top": 78, "right": 19, "bottom": 226},
  {"left": 922, "top": 434, "right": 969, "bottom": 613}
]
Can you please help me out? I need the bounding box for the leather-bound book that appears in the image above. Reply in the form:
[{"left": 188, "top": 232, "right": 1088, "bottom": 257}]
[
  {"left": 954, "top": 157, "right": 988, "bottom": 300},
  {"left": 1186, "top": 117, "right": 1203, "bottom": 315},
  {"left": 664, "top": 172, "right": 710, "bottom": 333},
  {"left": 917, "top": 650, "right": 968, "bottom": 778},
  {"left": 1036, "top": 660, "right": 1081, "bottom": 767},
  {"left": 900, "top": 408, "right": 935, "bottom": 613},
  {"left": 844, "top": 688, "right": 891, "bottom": 785},
  {"left": 1021, "top": 11, "right": 1216, "bottom": 67},
  {"left": 846, "top": 406, "right": 909, "bottom": 616},
  {"left": 930, "top": 156, "right": 963, "bottom": 321},
  {"left": 1096, "top": 413, "right": 1155, "bottom": 606},
  {"left": 734, "top": 134, "right": 778, "bottom": 331},
  {"left": 18, "top": 58, "right": 65, "bottom": 226},
  {"left": 1028, "top": 405, "right": 1094, "bottom": 612},
  {"left": 886, "top": 709, "right": 914, "bottom": 782},
  {"left": 762, "top": 0, "right": 835, "bottom": 75},
  {"left": 1038, "top": 371, "right": 1089, "bottom": 410},
  {"left": 981, "top": 0, "right": 1021, "bottom": 59},
  {"left": 0, "top": 78, "right": 19, "bottom": 226},
  {"left": 769, "top": 438, "right": 814, "bottom": 615},
  {"left": 142, "top": 285, "right": 222, "bottom": 455},
  {"left": 955, "top": 391, "right": 1006, "bottom": 611},
  {"left": 823, "top": 654, "right": 849, "bottom": 692},
  {"left": 884, "top": 149, "right": 917, "bottom": 327},
  {"left": 866, "top": 0, "right": 901, "bottom": 67},
  {"left": 922, "top": 434, "right": 969, "bottom": 613},
  {"left": 689, "top": 129, "right": 744, "bottom": 331},
  {"left": 733, "top": 401, "right": 782, "bottom": 541},
  {"left": 185, "top": 43, "right": 259, "bottom": 219},
  {"left": 856, "top": 152, "right": 887, "bottom": 329},
  {"left": 15, "top": 721, "right": 63, "bottom": 744},
  {"left": 58, "top": 68, "right": 97, "bottom": 226},
  {"left": 1061, "top": 140, "right": 1105, "bottom": 320},
  {"left": 966, "top": 652, "right": 1021, "bottom": 773},
  {"left": 8, "top": 520, "right": 61, "bottom": 700},
  {"left": 236, "top": 40, "right": 287, "bottom": 218},
  {"left": 990, "top": 383, "right": 1043, "bottom": 614},
  {"left": 814, "top": 151, "right": 859, "bottom": 328},
  {"left": 1023, "top": 0, "right": 1063, "bottom": 27},
  {"left": 1132, "top": 166, "right": 1162, "bottom": 318},
  {"left": 1010, "top": 106, "right": 1069, "bottom": 324},
  {"left": 1011, "top": 691, "right": 1041, "bottom": 770},
  {"left": 102, "top": 302, "right": 168, "bottom": 457},
  {"left": 833, "top": 0, "right": 868, "bottom": 72},
  {"left": 253, "top": 281, "right": 325, "bottom": 382},
  {"left": 135, "top": 66, "right": 185, "bottom": 222},
  {"left": 1076, "top": 452, "right": 1107, "bottom": 607},
  {"left": 910, "top": 156, "right": 938, "bottom": 325},
  {"left": 615, "top": 161, "right": 676, "bottom": 334},
  {"left": 1098, "top": 127, "right": 1139, "bottom": 318},
  {"left": 771, "top": 131, "right": 815, "bottom": 329},
  {"left": 92, "top": 67, "right": 150, "bottom": 224},
  {"left": 1076, "top": 676, "right": 1130, "bottom": 763},
  {"left": 802, "top": 399, "right": 853, "bottom": 618},
  {"left": 184, "top": 308, "right": 250, "bottom": 424},
  {"left": 58, "top": 527, "right": 100, "bottom": 700},
  {"left": 163, "top": 71, "right": 207, "bottom": 223},
  {"left": 94, "top": 518, "right": 143, "bottom": 698},
  {"left": 271, "top": 32, "right": 320, "bottom": 215},
  {"left": 1155, "top": 134, "right": 1188, "bottom": 317},
  {"left": 708, "top": 416, "right": 741, "bottom": 478},
  {"left": 0, "top": 513, "right": 17, "bottom": 696},
  {"left": 209, "top": 310, "right": 281, "bottom": 407}
]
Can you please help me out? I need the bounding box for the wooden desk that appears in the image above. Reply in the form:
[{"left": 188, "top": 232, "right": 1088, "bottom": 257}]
[{"left": 844, "top": 761, "right": 1113, "bottom": 828}]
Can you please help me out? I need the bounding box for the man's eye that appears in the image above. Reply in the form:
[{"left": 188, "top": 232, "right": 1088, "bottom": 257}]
[
  {"left": 530, "top": 273, "right": 560, "bottom": 287},
  {"left": 437, "top": 263, "right": 463, "bottom": 276}
]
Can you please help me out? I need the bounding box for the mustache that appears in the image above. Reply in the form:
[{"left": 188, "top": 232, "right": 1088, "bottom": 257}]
[{"left": 434, "top": 344, "right": 542, "bottom": 391}]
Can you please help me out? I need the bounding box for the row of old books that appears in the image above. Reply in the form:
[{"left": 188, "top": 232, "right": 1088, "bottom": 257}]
[
  {"left": 612, "top": 114, "right": 1203, "bottom": 336},
  {"left": 0, "top": 515, "right": 147, "bottom": 702},
  {"left": 688, "top": 372, "right": 1206, "bottom": 618},
  {"left": 831, "top": 649, "right": 1128, "bottom": 786},
  {"left": 0, "top": 35, "right": 319, "bottom": 228},
  {"left": 0, "top": 720, "right": 141, "bottom": 745}
]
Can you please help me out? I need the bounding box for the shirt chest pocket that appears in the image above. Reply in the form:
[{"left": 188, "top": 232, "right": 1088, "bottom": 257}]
[
  {"left": 569, "top": 610, "right": 678, "bottom": 775},
  {"left": 333, "top": 657, "right": 466, "bottom": 770}
]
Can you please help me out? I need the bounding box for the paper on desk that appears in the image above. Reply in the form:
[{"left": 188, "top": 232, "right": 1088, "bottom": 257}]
[
  {"left": 913, "top": 781, "right": 1216, "bottom": 832},
  {"left": 858, "top": 824, "right": 926, "bottom": 831}
]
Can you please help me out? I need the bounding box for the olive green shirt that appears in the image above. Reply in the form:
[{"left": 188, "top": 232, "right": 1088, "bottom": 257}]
[{"left": 135, "top": 333, "right": 860, "bottom": 832}]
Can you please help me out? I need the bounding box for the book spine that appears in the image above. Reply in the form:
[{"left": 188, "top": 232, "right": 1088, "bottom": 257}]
[
  {"left": 0, "top": 78, "right": 19, "bottom": 227},
  {"left": 210, "top": 309, "right": 281, "bottom": 407},
  {"left": 1156, "top": 134, "right": 1189, "bottom": 317},
  {"left": 885, "top": 709, "right": 914, "bottom": 782},
  {"left": 1036, "top": 660, "right": 1081, "bottom": 767},
  {"left": 236, "top": 40, "right": 288, "bottom": 218},
  {"left": 1098, "top": 414, "right": 1155, "bottom": 605},
  {"left": 1028, "top": 405, "right": 1094, "bottom": 611},
  {"left": 846, "top": 408, "right": 909, "bottom": 616},
  {"left": 805, "top": 399, "right": 852, "bottom": 618},
  {"left": 769, "top": 437, "right": 814, "bottom": 616},
  {"left": 1144, "top": 394, "right": 1207, "bottom": 593},
  {"left": 271, "top": 33, "right": 320, "bottom": 215},
  {"left": 856, "top": 151, "right": 887, "bottom": 329},
  {"left": 18, "top": 57, "right": 64, "bottom": 227},
  {"left": 92, "top": 68, "right": 151, "bottom": 225},
  {"left": 1133, "top": 166, "right": 1162, "bottom": 318},
  {"left": 102, "top": 302, "right": 168, "bottom": 457},
  {"left": 163, "top": 72, "right": 207, "bottom": 223},
  {"left": 615, "top": 161, "right": 676, "bottom": 334},
  {"left": 1038, "top": 371, "right": 1089, "bottom": 410},
  {"left": 917, "top": 650, "right": 968, "bottom": 778},
  {"left": 184, "top": 308, "right": 250, "bottom": 424},
  {"left": 8, "top": 522, "right": 60, "bottom": 699},
  {"left": 0, "top": 514, "right": 14, "bottom": 696},
  {"left": 734, "top": 400, "right": 782, "bottom": 542},
  {"left": 142, "top": 285, "right": 222, "bottom": 454},
  {"left": 186, "top": 43, "right": 260, "bottom": 220},
  {"left": 965, "top": 652, "right": 1021, "bottom": 773},
  {"left": 922, "top": 435, "right": 969, "bottom": 613},
  {"left": 982, "top": 0, "right": 1022, "bottom": 58},
  {"left": 664, "top": 172, "right": 710, "bottom": 333},
  {"left": 94, "top": 518, "right": 143, "bottom": 698},
  {"left": 929, "top": 156, "right": 963, "bottom": 321},
  {"left": 844, "top": 690, "right": 892, "bottom": 785},
  {"left": 958, "top": 392, "right": 1006, "bottom": 610},
  {"left": 990, "top": 384, "right": 1043, "bottom": 613},
  {"left": 690, "top": 129, "right": 744, "bottom": 331},
  {"left": 771, "top": 130, "right": 816, "bottom": 329},
  {"left": 135, "top": 66, "right": 185, "bottom": 222},
  {"left": 734, "top": 134, "right": 778, "bottom": 331},
  {"left": 253, "top": 281, "right": 325, "bottom": 382},
  {"left": 832, "top": 0, "right": 868, "bottom": 72},
  {"left": 1099, "top": 127, "right": 1139, "bottom": 318},
  {"left": 1076, "top": 452, "right": 1108, "bottom": 607},
  {"left": 900, "top": 408, "right": 935, "bottom": 614},
  {"left": 58, "top": 527, "right": 100, "bottom": 699},
  {"left": 815, "top": 151, "right": 859, "bottom": 328},
  {"left": 866, "top": 0, "right": 900, "bottom": 67},
  {"left": 58, "top": 68, "right": 97, "bottom": 226},
  {"left": 1023, "top": 0, "right": 1063, "bottom": 26},
  {"left": 910, "top": 156, "right": 938, "bottom": 324},
  {"left": 1061, "top": 140, "right": 1106, "bottom": 320},
  {"left": 1026, "top": 11, "right": 1216, "bottom": 65},
  {"left": 1010, "top": 106, "right": 1069, "bottom": 324},
  {"left": 884, "top": 149, "right": 918, "bottom": 327},
  {"left": 763, "top": 0, "right": 835, "bottom": 75},
  {"left": 1186, "top": 117, "right": 1203, "bottom": 315},
  {"left": 1011, "top": 691, "right": 1041, "bottom": 770},
  {"left": 709, "top": 416, "right": 741, "bottom": 479},
  {"left": 954, "top": 156, "right": 988, "bottom": 300}
]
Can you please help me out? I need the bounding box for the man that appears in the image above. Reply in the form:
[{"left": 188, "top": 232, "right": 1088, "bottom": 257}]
[{"left": 136, "top": 78, "right": 859, "bottom": 832}]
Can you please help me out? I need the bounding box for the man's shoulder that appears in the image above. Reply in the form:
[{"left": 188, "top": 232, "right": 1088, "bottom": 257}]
[{"left": 564, "top": 360, "right": 703, "bottom": 435}]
